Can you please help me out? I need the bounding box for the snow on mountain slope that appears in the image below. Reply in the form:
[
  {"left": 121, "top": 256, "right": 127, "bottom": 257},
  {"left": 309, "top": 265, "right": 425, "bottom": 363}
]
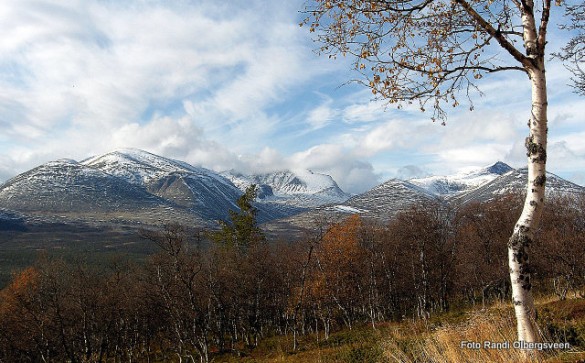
[
  {"left": 82, "top": 148, "right": 231, "bottom": 187},
  {"left": 0, "top": 149, "right": 311, "bottom": 226},
  {"left": 409, "top": 161, "right": 514, "bottom": 196},
  {"left": 450, "top": 167, "right": 585, "bottom": 204},
  {"left": 82, "top": 149, "right": 314, "bottom": 221},
  {"left": 0, "top": 159, "right": 168, "bottom": 215},
  {"left": 4, "top": 149, "right": 583, "bottom": 235},
  {"left": 341, "top": 179, "right": 441, "bottom": 217},
  {"left": 263, "top": 178, "right": 443, "bottom": 235},
  {"left": 222, "top": 169, "right": 350, "bottom": 207}
]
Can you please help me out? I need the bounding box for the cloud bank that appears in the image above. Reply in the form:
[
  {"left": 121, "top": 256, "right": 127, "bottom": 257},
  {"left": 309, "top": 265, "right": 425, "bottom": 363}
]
[{"left": 0, "top": 0, "right": 583, "bottom": 194}]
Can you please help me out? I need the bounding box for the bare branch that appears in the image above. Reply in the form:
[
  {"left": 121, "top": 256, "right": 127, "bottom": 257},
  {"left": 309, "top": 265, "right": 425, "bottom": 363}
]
[
  {"left": 454, "top": 0, "right": 529, "bottom": 66},
  {"left": 555, "top": 3, "right": 585, "bottom": 94},
  {"left": 537, "top": 0, "right": 552, "bottom": 52}
]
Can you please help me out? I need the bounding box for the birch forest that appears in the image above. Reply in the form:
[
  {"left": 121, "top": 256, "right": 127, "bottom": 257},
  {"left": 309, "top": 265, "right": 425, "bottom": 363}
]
[{"left": 0, "top": 193, "right": 583, "bottom": 362}]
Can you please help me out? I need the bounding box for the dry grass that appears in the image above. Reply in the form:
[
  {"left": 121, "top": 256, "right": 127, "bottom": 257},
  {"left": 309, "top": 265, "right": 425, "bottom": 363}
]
[
  {"left": 383, "top": 299, "right": 585, "bottom": 363},
  {"left": 213, "top": 297, "right": 585, "bottom": 362},
  {"left": 384, "top": 310, "right": 534, "bottom": 362}
]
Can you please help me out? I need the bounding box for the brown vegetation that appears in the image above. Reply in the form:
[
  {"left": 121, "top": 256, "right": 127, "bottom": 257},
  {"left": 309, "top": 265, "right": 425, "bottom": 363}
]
[{"left": 0, "top": 194, "right": 584, "bottom": 362}]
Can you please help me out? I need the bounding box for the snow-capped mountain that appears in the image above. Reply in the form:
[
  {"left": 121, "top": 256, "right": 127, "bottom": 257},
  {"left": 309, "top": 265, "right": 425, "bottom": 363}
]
[
  {"left": 450, "top": 167, "right": 585, "bottom": 205},
  {"left": 264, "top": 162, "right": 585, "bottom": 234},
  {"left": 265, "top": 178, "right": 443, "bottom": 233},
  {"left": 338, "top": 179, "right": 440, "bottom": 219},
  {"left": 222, "top": 169, "right": 350, "bottom": 207},
  {"left": 82, "top": 148, "right": 229, "bottom": 186},
  {"left": 408, "top": 161, "right": 514, "bottom": 196},
  {"left": 1, "top": 151, "right": 583, "bottom": 237},
  {"left": 79, "top": 149, "right": 250, "bottom": 221},
  {"left": 0, "top": 157, "right": 201, "bottom": 225},
  {"left": 0, "top": 149, "right": 343, "bottom": 228}
]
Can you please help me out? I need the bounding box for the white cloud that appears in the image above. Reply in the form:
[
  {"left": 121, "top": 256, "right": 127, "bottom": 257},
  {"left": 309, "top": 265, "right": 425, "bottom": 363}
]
[
  {"left": 200, "top": 142, "right": 382, "bottom": 194},
  {"left": 350, "top": 117, "right": 437, "bottom": 157},
  {"left": 0, "top": 0, "right": 324, "bottom": 177},
  {"left": 342, "top": 100, "right": 388, "bottom": 123},
  {"left": 438, "top": 144, "right": 514, "bottom": 167},
  {"left": 289, "top": 144, "right": 380, "bottom": 193},
  {"left": 306, "top": 99, "right": 338, "bottom": 130},
  {"left": 109, "top": 117, "right": 200, "bottom": 153},
  {"left": 167, "top": 143, "right": 381, "bottom": 194},
  {"left": 0, "top": 0, "right": 583, "bottom": 194},
  {"left": 395, "top": 165, "right": 430, "bottom": 180}
]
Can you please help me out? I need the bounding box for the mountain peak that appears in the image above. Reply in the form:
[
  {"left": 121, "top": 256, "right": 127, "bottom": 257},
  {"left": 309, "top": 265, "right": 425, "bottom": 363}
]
[
  {"left": 484, "top": 161, "right": 514, "bottom": 175},
  {"left": 221, "top": 169, "right": 349, "bottom": 207},
  {"left": 84, "top": 148, "right": 176, "bottom": 167},
  {"left": 82, "top": 149, "right": 209, "bottom": 185},
  {"left": 409, "top": 161, "right": 514, "bottom": 197}
]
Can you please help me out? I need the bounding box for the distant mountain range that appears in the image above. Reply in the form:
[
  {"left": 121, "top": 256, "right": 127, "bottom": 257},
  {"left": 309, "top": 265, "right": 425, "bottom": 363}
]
[
  {"left": 409, "top": 161, "right": 514, "bottom": 196},
  {"left": 0, "top": 149, "right": 347, "bottom": 230},
  {"left": 0, "top": 149, "right": 583, "bottom": 237},
  {"left": 264, "top": 160, "right": 585, "bottom": 233}
]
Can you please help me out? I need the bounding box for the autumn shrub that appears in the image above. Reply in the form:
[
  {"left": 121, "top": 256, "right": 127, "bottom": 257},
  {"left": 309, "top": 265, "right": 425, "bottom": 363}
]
[
  {"left": 336, "top": 343, "right": 388, "bottom": 363},
  {"left": 538, "top": 298, "right": 585, "bottom": 350}
]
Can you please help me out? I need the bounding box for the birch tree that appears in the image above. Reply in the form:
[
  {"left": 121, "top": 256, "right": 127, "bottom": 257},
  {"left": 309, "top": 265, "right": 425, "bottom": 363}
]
[
  {"left": 302, "top": 0, "right": 582, "bottom": 344},
  {"left": 557, "top": 3, "right": 585, "bottom": 94}
]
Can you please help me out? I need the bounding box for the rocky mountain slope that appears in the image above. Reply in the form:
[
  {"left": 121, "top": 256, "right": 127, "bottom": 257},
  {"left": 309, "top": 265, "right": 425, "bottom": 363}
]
[
  {"left": 0, "top": 156, "right": 205, "bottom": 226},
  {"left": 81, "top": 149, "right": 249, "bottom": 222},
  {"left": 265, "top": 178, "right": 443, "bottom": 234},
  {"left": 1, "top": 155, "right": 583, "bottom": 238},
  {"left": 449, "top": 167, "right": 585, "bottom": 205},
  {"left": 223, "top": 169, "right": 350, "bottom": 207},
  {"left": 265, "top": 162, "right": 585, "bottom": 234},
  {"left": 0, "top": 149, "right": 345, "bottom": 229},
  {"left": 409, "top": 161, "right": 514, "bottom": 196}
]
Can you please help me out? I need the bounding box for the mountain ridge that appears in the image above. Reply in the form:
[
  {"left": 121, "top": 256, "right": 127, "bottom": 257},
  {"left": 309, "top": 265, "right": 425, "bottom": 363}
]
[
  {"left": 408, "top": 161, "right": 515, "bottom": 196},
  {"left": 222, "top": 169, "right": 350, "bottom": 207},
  {"left": 0, "top": 149, "right": 348, "bottom": 229},
  {"left": 264, "top": 161, "right": 584, "bottom": 235},
  {"left": 1, "top": 152, "right": 583, "bottom": 238}
]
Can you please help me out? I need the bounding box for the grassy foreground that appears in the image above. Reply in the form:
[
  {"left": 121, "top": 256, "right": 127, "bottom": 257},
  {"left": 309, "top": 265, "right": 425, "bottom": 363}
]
[{"left": 214, "top": 296, "right": 585, "bottom": 363}]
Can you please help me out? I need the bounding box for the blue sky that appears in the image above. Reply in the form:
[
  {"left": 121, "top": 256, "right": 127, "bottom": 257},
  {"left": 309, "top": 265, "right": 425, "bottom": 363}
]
[{"left": 0, "top": 0, "right": 584, "bottom": 194}]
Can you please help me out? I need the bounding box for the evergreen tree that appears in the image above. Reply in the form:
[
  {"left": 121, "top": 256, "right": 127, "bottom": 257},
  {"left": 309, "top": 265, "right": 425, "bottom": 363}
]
[{"left": 212, "top": 184, "right": 265, "bottom": 248}]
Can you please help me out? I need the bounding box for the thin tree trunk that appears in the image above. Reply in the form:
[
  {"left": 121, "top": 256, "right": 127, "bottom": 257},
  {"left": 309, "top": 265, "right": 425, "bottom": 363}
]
[
  {"left": 507, "top": 0, "right": 550, "bottom": 345},
  {"left": 508, "top": 60, "right": 547, "bottom": 344}
]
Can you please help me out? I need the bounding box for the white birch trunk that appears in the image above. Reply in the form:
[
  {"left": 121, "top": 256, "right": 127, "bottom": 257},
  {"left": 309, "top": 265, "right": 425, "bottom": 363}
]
[
  {"left": 507, "top": 0, "right": 548, "bottom": 345},
  {"left": 508, "top": 62, "right": 548, "bottom": 345}
]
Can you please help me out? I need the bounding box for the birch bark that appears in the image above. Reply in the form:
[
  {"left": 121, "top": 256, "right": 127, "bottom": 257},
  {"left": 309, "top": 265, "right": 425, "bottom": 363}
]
[{"left": 507, "top": 0, "right": 549, "bottom": 344}]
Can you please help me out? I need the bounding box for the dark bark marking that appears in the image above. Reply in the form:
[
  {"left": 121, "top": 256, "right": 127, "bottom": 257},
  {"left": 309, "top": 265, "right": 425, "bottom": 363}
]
[
  {"left": 532, "top": 146, "right": 547, "bottom": 163},
  {"left": 534, "top": 175, "right": 546, "bottom": 187},
  {"left": 525, "top": 137, "right": 537, "bottom": 157},
  {"left": 525, "top": 137, "right": 546, "bottom": 163},
  {"left": 518, "top": 225, "right": 530, "bottom": 233}
]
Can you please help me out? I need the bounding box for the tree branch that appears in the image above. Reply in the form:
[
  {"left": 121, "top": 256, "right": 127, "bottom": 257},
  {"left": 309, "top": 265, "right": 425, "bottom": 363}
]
[
  {"left": 537, "top": 0, "right": 552, "bottom": 52},
  {"left": 454, "top": 0, "right": 529, "bottom": 67}
]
